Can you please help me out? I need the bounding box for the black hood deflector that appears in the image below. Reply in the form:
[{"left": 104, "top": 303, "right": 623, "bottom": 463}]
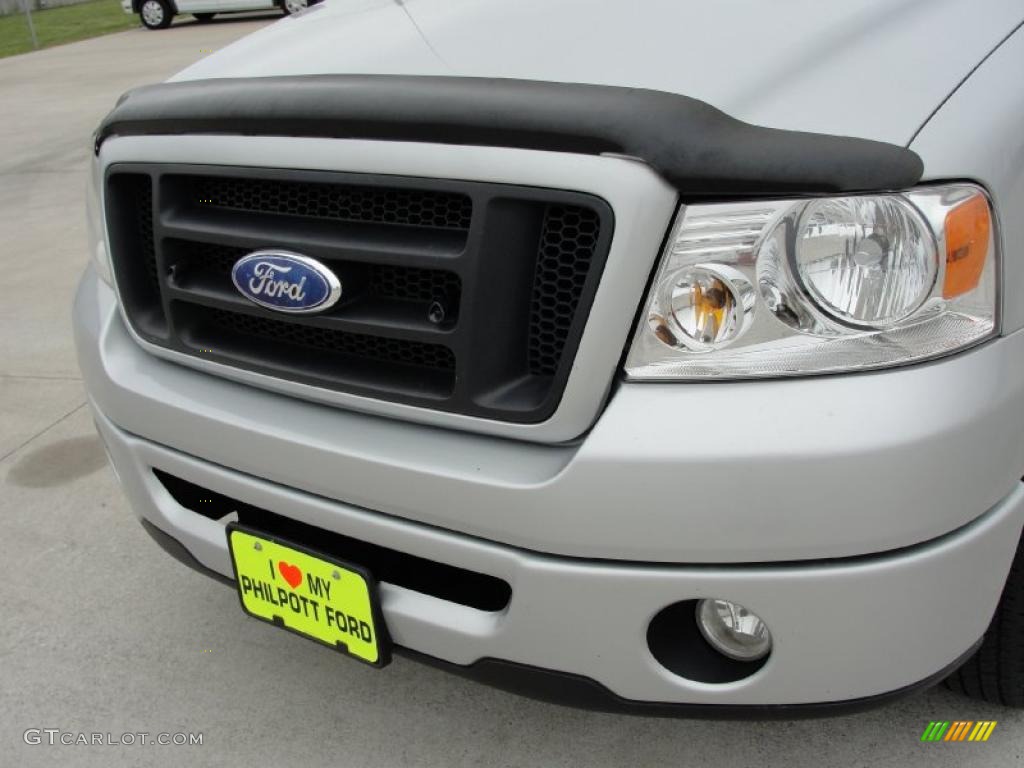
[{"left": 95, "top": 75, "right": 922, "bottom": 197}]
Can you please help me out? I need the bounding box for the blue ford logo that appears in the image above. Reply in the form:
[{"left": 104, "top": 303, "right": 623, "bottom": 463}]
[{"left": 231, "top": 250, "right": 341, "bottom": 314}]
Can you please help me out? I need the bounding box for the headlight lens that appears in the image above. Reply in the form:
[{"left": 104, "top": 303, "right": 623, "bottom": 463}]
[
  {"left": 87, "top": 156, "right": 113, "bottom": 286},
  {"left": 626, "top": 183, "right": 997, "bottom": 379},
  {"left": 793, "top": 196, "right": 935, "bottom": 327}
]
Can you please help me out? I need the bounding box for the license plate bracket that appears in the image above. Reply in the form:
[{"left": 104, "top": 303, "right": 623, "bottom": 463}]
[{"left": 226, "top": 523, "right": 391, "bottom": 667}]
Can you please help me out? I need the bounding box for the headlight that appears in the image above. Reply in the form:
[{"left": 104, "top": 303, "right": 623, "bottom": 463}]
[
  {"left": 626, "top": 183, "right": 997, "bottom": 379},
  {"left": 86, "top": 156, "right": 113, "bottom": 286}
]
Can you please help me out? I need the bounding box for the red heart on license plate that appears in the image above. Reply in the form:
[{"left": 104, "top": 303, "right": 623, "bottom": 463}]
[{"left": 278, "top": 561, "right": 302, "bottom": 589}]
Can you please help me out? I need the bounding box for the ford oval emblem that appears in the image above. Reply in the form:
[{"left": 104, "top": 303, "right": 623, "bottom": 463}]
[{"left": 231, "top": 250, "right": 341, "bottom": 314}]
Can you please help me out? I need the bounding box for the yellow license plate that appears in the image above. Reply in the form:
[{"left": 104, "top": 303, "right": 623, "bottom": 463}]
[{"left": 227, "top": 525, "right": 390, "bottom": 667}]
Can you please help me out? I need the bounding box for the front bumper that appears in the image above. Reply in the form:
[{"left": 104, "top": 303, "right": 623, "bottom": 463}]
[
  {"left": 76, "top": 268, "right": 1024, "bottom": 707},
  {"left": 91, "top": 401, "right": 1024, "bottom": 707}
]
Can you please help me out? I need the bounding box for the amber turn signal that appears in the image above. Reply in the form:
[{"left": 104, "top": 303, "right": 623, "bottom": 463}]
[{"left": 943, "top": 193, "right": 991, "bottom": 299}]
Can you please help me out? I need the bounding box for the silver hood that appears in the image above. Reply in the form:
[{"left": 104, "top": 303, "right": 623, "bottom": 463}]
[{"left": 171, "top": 0, "right": 1023, "bottom": 146}]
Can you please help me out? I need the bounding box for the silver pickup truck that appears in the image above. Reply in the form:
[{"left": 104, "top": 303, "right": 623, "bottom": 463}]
[{"left": 75, "top": 0, "right": 1024, "bottom": 716}]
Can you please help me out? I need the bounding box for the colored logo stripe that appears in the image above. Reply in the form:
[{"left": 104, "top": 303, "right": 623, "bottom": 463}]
[
  {"left": 969, "top": 722, "right": 997, "bottom": 742},
  {"left": 944, "top": 721, "right": 972, "bottom": 741},
  {"left": 921, "top": 721, "right": 996, "bottom": 742}
]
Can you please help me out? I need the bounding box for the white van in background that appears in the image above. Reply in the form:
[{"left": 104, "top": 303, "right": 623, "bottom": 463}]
[{"left": 122, "top": 0, "right": 314, "bottom": 30}]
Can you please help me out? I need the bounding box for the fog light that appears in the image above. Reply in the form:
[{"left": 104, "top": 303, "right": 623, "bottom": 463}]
[{"left": 696, "top": 599, "right": 772, "bottom": 662}]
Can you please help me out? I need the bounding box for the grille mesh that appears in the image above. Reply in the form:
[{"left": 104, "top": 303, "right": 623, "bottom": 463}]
[
  {"left": 178, "top": 241, "right": 245, "bottom": 276},
  {"left": 527, "top": 205, "right": 602, "bottom": 375},
  {"left": 210, "top": 309, "right": 456, "bottom": 371},
  {"left": 368, "top": 264, "right": 461, "bottom": 303},
  {"left": 195, "top": 176, "right": 473, "bottom": 231},
  {"left": 134, "top": 176, "right": 158, "bottom": 292}
]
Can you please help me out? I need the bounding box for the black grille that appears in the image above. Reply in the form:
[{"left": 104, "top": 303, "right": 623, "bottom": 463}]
[
  {"left": 177, "top": 240, "right": 248, "bottom": 277},
  {"left": 370, "top": 264, "right": 461, "bottom": 303},
  {"left": 196, "top": 176, "right": 473, "bottom": 230},
  {"left": 105, "top": 164, "right": 613, "bottom": 423},
  {"left": 135, "top": 177, "right": 158, "bottom": 293},
  {"left": 528, "top": 205, "right": 602, "bottom": 375},
  {"left": 105, "top": 174, "right": 168, "bottom": 340},
  {"left": 209, "top": 309, "right": 455, "bottom": 371}
]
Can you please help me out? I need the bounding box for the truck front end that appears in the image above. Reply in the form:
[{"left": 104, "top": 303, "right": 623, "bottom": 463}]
[{"left": 75, "top": 0, "right": 1024, "bottom": 713}]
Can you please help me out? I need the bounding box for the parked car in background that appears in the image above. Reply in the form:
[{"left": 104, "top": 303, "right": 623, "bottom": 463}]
[
  {"left": 79, "top": 0, "right": 1024, "bottom": 715},
  {"left": 124, "top": 0, "right": 312, "bottom": 30}
]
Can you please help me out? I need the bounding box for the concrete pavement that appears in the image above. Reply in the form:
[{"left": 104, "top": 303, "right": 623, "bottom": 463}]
[{"left": 2, "top": 15, "right": 1023, "bottom": 768}]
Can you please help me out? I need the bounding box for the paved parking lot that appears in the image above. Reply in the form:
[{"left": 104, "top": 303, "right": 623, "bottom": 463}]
[{"left": 2, "top": 16, "right": 1023, "bottom": 768}]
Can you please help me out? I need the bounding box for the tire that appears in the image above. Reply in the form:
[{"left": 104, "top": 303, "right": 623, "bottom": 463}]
[
  {"left": 139, "top": 0, "right": 173, "bottom": 29},
  {"left": 945, "top": 530, "right": 1024, "bottom": 705},
  {"left": 281, "top": 0, "right": 307, "bottom": 15},
  {"left": 192, "top": 12, "right": 215, "bottom": 21}
]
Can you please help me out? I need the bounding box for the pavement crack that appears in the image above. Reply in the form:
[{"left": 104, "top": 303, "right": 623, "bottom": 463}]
[{"left": 0, "top": 401, "right": 87, "bottom": 464}]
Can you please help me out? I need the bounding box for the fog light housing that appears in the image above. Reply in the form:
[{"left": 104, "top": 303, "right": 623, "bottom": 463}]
[{"left": 696, "top": 598, "right": 772, "bottom": 662}]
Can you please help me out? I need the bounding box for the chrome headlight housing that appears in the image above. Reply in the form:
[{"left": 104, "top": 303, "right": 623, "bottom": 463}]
[{"left": 625, "top": 183, "right": 997, "bottom": 379}]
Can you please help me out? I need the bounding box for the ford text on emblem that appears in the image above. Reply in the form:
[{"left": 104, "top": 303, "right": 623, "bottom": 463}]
[{"left": 231, "top": 251, "right": 342, "bottom": 314}]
